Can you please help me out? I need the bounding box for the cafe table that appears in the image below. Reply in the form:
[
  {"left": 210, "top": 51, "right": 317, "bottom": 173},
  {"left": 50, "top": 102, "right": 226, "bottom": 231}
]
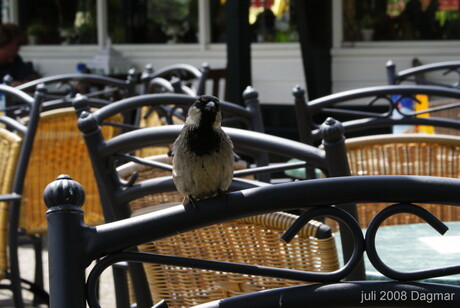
[{"left": 335, "top": 221, "right": 460, "bottom": 285}]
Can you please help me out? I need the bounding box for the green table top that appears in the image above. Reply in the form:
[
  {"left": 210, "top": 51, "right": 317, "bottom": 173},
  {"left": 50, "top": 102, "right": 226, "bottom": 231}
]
[{"left": 335, "top": 221, "right": 460, "bottom": 285}]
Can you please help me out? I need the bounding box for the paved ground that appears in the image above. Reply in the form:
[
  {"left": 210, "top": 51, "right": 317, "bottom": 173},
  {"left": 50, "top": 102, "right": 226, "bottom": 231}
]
[{"left": 0, "top": 243, "right": 116, "bottom": 307}]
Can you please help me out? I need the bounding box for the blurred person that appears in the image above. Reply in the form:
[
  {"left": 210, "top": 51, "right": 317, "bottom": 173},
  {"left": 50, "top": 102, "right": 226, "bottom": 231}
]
[{"left": 0, "top": 23, "right": 40, "bottom": 85}]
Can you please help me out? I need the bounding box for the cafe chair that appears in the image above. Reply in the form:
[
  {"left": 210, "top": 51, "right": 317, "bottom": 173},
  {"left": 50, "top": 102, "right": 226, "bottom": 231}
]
[
  {"left": 386, "top": 59, "right": 460, "bottom": 135},
  {"left": 13, "top": 71, "right": 137, "bottom": 103},
  {"left": 346, "top": 133, "right": 460, "bottom": 227},
  {"left": 1, "top": 84, "right": 124, "bottom": 307},
  {"left": 115, "top": 154, "right": 339, "bottom": 307},
  {"left": 45, "top": 174, "right": 460, "bottom": 307},
  {"left": 293, "top": 84, "right": 460, "bottom": 147},
  {"left": 0, "top": 85, "right": 50, "bottom": 307},
  {"left": 386, "top": 59, "right": 460, "bottom": 88},
  {"left": 72, "top": 93, "right": 361, "bottom": 305},
  {"left": 294, "top": 84, "right": 460, "bottom": 226},
  {"left": 141, "top": 63, "right": 208, "bottom": 95},
  {"left": 79, "top": 89, "right": 267, "bottom": 179}
]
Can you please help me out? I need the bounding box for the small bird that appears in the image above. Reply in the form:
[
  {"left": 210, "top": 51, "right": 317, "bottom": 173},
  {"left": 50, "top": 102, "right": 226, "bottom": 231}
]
[{"left": 170, "top": 95, "right": 234, "bottom": 206}]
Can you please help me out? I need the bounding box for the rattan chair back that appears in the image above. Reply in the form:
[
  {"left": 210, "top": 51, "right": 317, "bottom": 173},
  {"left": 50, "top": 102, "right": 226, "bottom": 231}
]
[
  {"left": 19, "top": 108, "right": 121, "bottom": 233},
  {"left": 346, "top": 133, "right": 460, "bottom": 227}
]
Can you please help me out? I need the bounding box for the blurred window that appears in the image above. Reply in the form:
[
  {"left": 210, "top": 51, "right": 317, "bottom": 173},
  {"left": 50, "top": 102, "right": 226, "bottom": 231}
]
[
  {"left": 344, "top": 0, "right": 460, "bottom": 41},
  {"left": 15, "top": 0, "right": 97, "bottom": 45},
  {"left": 210, "top": 0, "right": 298, "bottom": 43}
]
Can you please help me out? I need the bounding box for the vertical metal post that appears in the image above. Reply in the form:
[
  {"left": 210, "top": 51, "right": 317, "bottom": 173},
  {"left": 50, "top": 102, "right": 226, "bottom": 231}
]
[
  {"left": 242, "top": 86, "right": 265, "bottom": 134},
  {"left": 226, "top": 0, "right": 251, "bottom": 105},
  {"left": 292, "top": 86, "right": 316, "bottom": 180},
  {"left": 386, "top": 60, "right": 397, "bottom": 85},
  {"left": 97, "top": 0, "right": 108, "bottom": 49},
  {"left": 242, "top": 86, "right": 270, "bottom": 182},
  {"left": 45, "top": 175, "right": 88, "bottom": 308},
  {"left": 319, "top": 118, "right": 366, "bottom": 281}
]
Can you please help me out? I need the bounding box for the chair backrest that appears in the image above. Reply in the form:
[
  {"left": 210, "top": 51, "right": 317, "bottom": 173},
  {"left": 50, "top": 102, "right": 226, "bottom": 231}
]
[
  {"left": 141, "top": 63, "right": 208, "bottom": 95},
  {"left": 19, "top": 107, "right": 121, "bottom": 234},
  {"left": 14, "top": 71, "right": 137, "bottom": 102},
  {"left": 294, "top": 84, "right": 460, "bottom": 145},
  {"left": 45, "top": 174, "right": 460, "bottom": 307},
  {"left": 73, "top": 92, "right": 363, "bottom": 295},
  {"left": 77, "top": 90, "right": 268, "bottom": 179},
  {"left": 346, "top": 133, "right": 460, "bottom": 227},
  {"left": 202, "top": 65, "right": 228, "bottom": 100},
  {"left": 386, "top": 59, "right": 460, "bottom": 88},
  {"left": 0, "top": 121, "right": 22, "bottom": 279}
]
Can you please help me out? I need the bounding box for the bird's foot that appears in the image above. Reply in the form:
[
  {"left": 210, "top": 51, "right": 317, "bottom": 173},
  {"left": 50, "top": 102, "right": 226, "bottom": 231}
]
[{"left": 187, "top": 195, "right": 198, "bottom": 209}]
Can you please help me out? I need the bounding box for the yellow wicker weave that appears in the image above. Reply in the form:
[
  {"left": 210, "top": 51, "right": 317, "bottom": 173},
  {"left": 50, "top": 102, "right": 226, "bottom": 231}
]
[
  {"left": 136, "top": 107, "right": 184, "bottom": 157},
  {"left": 346, "top": 133, "right": 460, "bottom": 227},
  {"left": 427, "top": 100, "right": 460, "bottom": 136},
  {"left": 0, "top": 128, "right": 22, "bottom": 280},
  {"left": 20, "top": 108, "right": 121, "bottom": 234},
  {"left": 118, "top": 155, "right": 339, "bottom": 308}
]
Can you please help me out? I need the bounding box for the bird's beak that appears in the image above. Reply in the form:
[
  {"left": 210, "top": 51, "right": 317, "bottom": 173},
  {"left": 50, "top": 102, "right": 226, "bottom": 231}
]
[{"left": 204, "top": 101, "right": 215, "bottom": 111}]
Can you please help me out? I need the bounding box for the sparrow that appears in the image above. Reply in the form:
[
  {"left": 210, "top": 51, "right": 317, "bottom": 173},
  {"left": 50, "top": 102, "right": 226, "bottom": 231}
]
[{"left": 169, "top": 95, "right": 234, "bottom": 206}]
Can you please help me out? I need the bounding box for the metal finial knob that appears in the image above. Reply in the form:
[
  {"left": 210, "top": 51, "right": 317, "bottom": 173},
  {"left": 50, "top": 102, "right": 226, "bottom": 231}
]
[
  {"left": 319, "top": 117, "right": 345, "bottom": 142},
  {"left": 243, "top": 86, "right": 258, "bottom": 100},
  {"left": 44, "top": 175, "right": 85, "bottom": 209},
  {"left": 292, "top": 85, "right": 305, "bottom": 98}
]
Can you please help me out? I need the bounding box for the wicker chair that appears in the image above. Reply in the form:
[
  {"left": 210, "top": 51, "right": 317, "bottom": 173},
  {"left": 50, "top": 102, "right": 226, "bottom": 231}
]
[
  {"left": 45, "top": 175, "right": 460, "bottom": 307},
  {"left": 74, "top": 91, "right": 355, "bottom": 305},
  {"left": 1, "top": 82, "right": 125, "bottom": 307},
  {"left": 346, "top": 133, "right": 460, "bottom": 228},
  {"left": 0, "top": 122, "right": 23, "bottom": 296},
  {"left": 19, "top": 108, "right": 121, "bottom": 233},
  {"left": 117, "top": 154, "right": 339, "bottom": 307},
  {"left": 0, "top": 85, "right": 51, "bottom": 307}
]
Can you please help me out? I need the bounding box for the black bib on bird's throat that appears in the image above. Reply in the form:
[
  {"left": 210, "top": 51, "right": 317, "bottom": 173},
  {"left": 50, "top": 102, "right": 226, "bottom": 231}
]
[{"left": 187, "top": 126, "right": 221, "bottom": 156}]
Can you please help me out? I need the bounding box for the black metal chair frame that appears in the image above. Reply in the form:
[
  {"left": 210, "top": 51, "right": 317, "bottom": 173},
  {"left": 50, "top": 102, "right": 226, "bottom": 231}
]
[
  {"left": 386, "top": 60, "right": 460, "bottom": 88},
  {"left": 140, "top": 63, "right": 208, "bottom": 96},
  {"left": 72, "top": 92, "right": 366, "bottom": 305},
  {"left": 74, "top": 90, "right": 268, "bottom": 178},
  {"left": 45, "top": 174, "right": 460, "bottom": 307},
  {"left": 0, "top": 82, "right": 125, "bottom": 307},
  {"left": 14, "top": 72, "right": 137, "bottom": 101},
  {"left": 0, "top": 84, "right": 49, "bottom": 307},
  {"left": 294, "top": 84, "right": 460, "bottom": 146}
]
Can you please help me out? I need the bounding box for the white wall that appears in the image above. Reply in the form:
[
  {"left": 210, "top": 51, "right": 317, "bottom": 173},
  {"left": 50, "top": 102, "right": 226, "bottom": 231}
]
[
  {"left": 20, "top": 43, "right": 306, "bottom": 105},
  {"left": 331, "top": 41, "right": 460, "bottom": 93}
]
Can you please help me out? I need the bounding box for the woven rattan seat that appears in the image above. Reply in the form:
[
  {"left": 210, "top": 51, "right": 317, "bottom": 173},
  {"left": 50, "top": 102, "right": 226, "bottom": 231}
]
[
  {"left": 116, "top": 155, "right": 339, "bottom": 307},
  {"left": 346, "top": 133, "right": 460, "bottom": 227}
]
